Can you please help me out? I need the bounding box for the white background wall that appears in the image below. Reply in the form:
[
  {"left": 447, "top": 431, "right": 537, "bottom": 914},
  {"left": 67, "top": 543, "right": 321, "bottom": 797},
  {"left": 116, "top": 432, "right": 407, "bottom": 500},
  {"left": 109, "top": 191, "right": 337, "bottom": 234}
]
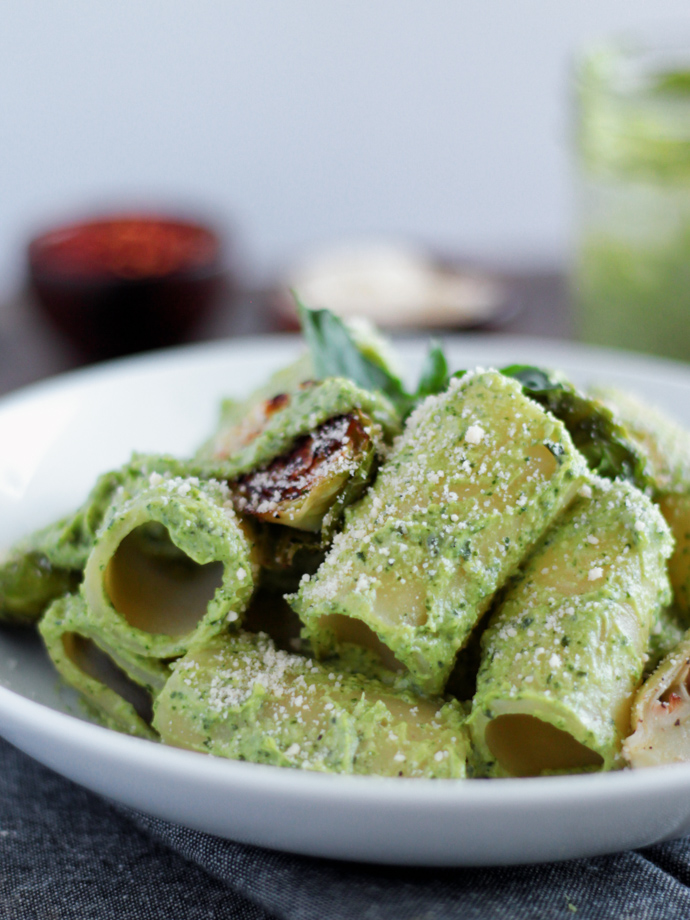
[{"left": 1, "top": 1, "right": 689, "bottom": 297}]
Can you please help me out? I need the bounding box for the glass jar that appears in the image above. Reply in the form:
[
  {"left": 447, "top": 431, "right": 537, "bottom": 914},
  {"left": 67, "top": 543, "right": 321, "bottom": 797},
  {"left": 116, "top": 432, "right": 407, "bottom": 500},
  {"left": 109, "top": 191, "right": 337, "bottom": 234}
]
[{"left": 574, "top": 35, "right": 690, "bottom": 360}]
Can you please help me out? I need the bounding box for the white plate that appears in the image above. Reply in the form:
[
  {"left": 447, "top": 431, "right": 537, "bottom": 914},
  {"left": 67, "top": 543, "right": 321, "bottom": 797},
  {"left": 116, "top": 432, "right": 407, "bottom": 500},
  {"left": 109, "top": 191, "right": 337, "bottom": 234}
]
[{"left": 3, "top": 333, "right": 690, "bottom": 867}]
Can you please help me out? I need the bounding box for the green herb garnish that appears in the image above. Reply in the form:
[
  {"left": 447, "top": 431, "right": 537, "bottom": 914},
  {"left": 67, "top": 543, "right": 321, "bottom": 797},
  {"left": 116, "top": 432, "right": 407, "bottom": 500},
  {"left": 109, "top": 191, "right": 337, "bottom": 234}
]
[{"left": 296, "top": 298, "right": 449, "bottom": 417}]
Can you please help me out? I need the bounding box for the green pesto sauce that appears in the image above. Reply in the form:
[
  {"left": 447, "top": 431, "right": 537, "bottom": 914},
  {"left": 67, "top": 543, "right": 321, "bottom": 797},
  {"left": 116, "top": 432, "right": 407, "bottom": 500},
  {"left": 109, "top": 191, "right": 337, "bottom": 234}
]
[
  {"left": 195, "top": 376, "right": 400, "bottom": 479},
  {"left": 39, "top": 593, "right": 164, "bottom": 740},
  {"left": 0, "top": 454, "right": 191, "bottom": 627},
  {"left": 153, "top": 631, "right": 468, "bottom": 778},
  {"left": 576, "top": 219, "right": 690, "bottom": 362},
  {"left": 468, "top": 478, "right": 672, "bottom": 777},
  {"left": 6, "top": 343, "right": 686, "bottom": 780},
  {"left": 293, "top": 370, "right": 589, "bottom": 695},
  {"left": 81, "top": 475, "right": 255, "bottom": 659}
]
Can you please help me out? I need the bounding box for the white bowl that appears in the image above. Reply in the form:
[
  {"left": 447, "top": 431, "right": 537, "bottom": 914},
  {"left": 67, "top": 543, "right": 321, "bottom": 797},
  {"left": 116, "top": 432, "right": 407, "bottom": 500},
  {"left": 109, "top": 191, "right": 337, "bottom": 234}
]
[{"left": 2, "top": 334, "right": 690, "bottom": 866}]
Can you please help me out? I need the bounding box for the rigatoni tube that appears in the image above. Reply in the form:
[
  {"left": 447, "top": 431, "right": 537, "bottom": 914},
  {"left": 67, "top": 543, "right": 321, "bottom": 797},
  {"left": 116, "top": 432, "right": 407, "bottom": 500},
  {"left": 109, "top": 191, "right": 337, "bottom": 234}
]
[
  {"left": 590, "top": 386, "right": 690, "bottom": 617},
  {"left": 39, "top": 593, "right": 168, "bottom": 739},
  {"left": 469, "top": 479, "right": 672, "bottom": 777},
  {"left": 292, "top": 370, "right": 589, "bottom": 694},
  {"left": 82, "top": 475, "right": 256, "bottom": 658},
  {"left": 0, "top": 453, "right": 193, "bottom": 627},
  {"left": 153, "top": 631, "right": 468, "bottom": 778}
]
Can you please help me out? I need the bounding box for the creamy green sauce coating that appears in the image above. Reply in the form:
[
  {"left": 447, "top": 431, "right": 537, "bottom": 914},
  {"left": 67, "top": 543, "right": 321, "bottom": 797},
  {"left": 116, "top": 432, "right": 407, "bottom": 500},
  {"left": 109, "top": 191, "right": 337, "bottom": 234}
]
[
  {"left": 153, "top": 631, "right": 468, "bottom": 778},
  {"left": 0, "top": 454, "right": 193, "bottom": 626},
  {"left": 82, "top": 474, "right": 256, "bottom": 658},
  {"left": 589, "top": 386, "right": 690, "bottom": 619},
  {"left": 39, "top": 593, "right": 166, "bottom": 739},
  {"left": 469, "top": 478, "right": 673, "bottom": 777},
  {"left": 647, "top": 605, "right": 687, "bottom": 676},
  {"left": 292, "top": 370, "right": 589, "bottom": 695},
  {"left": 41, "top": 454, "right": 195, "bottom": 571},
  {"left": 195, "top": 377, "right": 400, "bottom": 477}
]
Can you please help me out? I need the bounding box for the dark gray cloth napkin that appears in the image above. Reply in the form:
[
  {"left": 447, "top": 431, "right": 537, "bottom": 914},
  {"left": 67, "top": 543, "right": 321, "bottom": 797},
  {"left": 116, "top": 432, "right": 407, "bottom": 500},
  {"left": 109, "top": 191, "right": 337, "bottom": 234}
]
[{"left": 2, "top": 737, "right": 690, "bottom": 920}]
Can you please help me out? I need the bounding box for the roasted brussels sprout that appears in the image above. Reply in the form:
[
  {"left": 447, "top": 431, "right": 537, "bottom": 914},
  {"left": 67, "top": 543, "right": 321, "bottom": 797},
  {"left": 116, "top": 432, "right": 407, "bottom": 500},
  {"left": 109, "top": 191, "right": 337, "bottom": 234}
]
[{"left": 231, "top": 410, "right": 376, "bottom": 535}]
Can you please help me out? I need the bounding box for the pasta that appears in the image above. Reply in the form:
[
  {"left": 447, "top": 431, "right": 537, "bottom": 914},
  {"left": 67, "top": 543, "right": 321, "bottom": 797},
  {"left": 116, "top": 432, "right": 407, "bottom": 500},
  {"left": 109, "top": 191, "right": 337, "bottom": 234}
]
[
  {"left": 39, "top": 593, "right": 167, "bottom": 740},
  {"left": 292, "top": 370, "right": 589, "bottom": 694},
  {"left": 82, "top": 475, "right": 257, "bottom": 659},
  {"left": 154, "top": 631, "right": 468, "bottom": 778},
  {"left": 2, "top": 306, "right": 690, "bottom": 779},
  {"left": 468, "top": 479, "right": 672, "bottom": 776},
  {"left": 590, "top": 386, "right": 690, "bottom": 618}
]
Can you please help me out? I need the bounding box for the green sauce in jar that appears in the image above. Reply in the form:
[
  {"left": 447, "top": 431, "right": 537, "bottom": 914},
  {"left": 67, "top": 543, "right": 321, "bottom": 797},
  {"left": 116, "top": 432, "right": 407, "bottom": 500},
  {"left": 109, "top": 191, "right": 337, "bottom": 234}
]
[{"left": 574, "top": 38, "right": 690, "bottom": 360}]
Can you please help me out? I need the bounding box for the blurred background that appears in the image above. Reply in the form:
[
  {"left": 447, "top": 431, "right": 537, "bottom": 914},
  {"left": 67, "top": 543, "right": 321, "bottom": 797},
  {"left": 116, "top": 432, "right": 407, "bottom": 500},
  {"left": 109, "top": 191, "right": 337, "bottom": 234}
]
[{"left": 2, "top": 0, "right": 690, "bottom": 391}]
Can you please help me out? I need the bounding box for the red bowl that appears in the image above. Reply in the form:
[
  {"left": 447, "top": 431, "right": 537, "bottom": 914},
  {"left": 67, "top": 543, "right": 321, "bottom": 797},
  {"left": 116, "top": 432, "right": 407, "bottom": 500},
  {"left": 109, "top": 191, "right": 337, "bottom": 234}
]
[{"left": 28, "top": 214, "right": 227, "bottom": 361}]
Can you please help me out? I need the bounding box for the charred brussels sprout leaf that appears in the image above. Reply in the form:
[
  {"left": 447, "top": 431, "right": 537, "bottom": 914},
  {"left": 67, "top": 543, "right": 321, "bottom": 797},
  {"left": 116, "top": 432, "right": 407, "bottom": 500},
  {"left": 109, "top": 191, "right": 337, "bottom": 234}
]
[
  {"left": 501, "top": 366, "right": 554, "bottom": 393},
  {"left": 501, "top": 365, "right": 650, "bottom": 487},
  {"left": 0, "top": 551, "right": 80, "bottom": 627},
  {"left": 231, "top": 411, "right": 377, "bottom": 537}
]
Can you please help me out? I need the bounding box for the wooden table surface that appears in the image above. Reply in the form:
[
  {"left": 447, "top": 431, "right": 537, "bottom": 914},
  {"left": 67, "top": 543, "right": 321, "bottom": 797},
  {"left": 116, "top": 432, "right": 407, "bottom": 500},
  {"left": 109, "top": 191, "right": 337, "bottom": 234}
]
[{"left": 0, "top": 270, "right": 572, "bottom": 399}]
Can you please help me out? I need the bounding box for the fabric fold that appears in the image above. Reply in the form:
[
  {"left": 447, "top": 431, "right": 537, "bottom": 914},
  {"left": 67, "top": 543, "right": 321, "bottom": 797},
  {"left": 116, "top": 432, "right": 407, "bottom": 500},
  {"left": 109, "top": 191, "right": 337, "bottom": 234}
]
[{"left": 3, "top": 735, "right": 690, "bottom": 920}]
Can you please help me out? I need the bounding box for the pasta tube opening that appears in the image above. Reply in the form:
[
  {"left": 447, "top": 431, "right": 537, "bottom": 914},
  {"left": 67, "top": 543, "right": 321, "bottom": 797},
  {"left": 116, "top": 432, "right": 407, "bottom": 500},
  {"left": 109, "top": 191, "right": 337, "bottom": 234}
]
[
  {"left": 62, "top": 631, "right": 154, "bottom": 725},
  {"left": 38, "top": 593, "right": 163, "bottom": 739},
  {"left": 82, "top": 477, "right": 255, "bottom": 658},
  {"left": 484, "top": 714, "right": 604, "bottom": 777},
  {"left": 316, "top": 613, "right": 405, "bottom": 673},
  {"left": 103, "top": 525, "right": 224, "bottom": 637}
]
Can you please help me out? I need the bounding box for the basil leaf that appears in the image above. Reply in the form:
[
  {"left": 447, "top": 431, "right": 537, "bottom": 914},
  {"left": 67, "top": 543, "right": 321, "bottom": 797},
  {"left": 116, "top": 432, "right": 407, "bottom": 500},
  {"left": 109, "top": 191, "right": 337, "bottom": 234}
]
[
  {"left": 295, "top": 296, "right": 413, "bottom": 416},
  {"left": 415, "top": 340, "right": 449, "bottom": 400}
]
